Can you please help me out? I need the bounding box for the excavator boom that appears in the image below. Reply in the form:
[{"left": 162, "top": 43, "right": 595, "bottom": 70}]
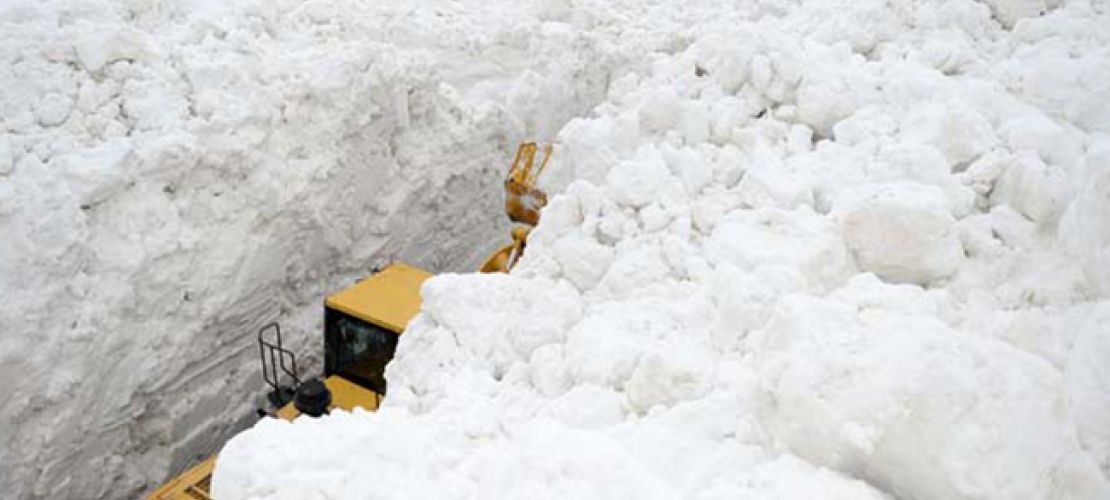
[
  {"left": 480, "top": 142, "right": 553, "bottom": 273},
  {"left": 504, "top": 142, "right": 552, "bottom": 227}
]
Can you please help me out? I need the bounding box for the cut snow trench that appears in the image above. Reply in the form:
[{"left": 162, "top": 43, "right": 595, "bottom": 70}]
[
  {"left": 214, "top": 1, "right": 1110, "bottom": 499},
  {"left": 0, "top": 0, "right": 725, "bottom": 497}
]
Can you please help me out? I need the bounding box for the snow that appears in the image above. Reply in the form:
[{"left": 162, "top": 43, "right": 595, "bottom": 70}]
[
  {"left": 1, "top": 0, "right": 740, "bottom": 497},
  {"left": 754, "top": 282, "right": 1104, "bottom": 500},
  {"left": 835, "top": 182, "right": 963, "bottom": 284},
  {"left": 209, "top": 1, "right": 1110, "bottom": 499},
  {"left": 5, "top": 0, "right": 1110, "bottom": 499}
]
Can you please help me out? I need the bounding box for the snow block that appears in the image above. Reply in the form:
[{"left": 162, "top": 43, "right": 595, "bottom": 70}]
[
  {"left": 835, "top": 183, "right": 964, "bottom": 285},
  {"left": 737, "top": 164, "right": 814, "bottom": 210},
  {"left": 984, "top": 0, "right": 1059, "bottom": 29},
  {"left": 899, "top": 102, "right": 996, "bottom": 168},
  {"left": 606, "top": 144, "right": 673, "bottom": 208},
  {"left": 991, "top": 151, "right": 1069, "bottom": 226},
  {"left": 706, "top": 208, "right": 852, "bottom": 292}
]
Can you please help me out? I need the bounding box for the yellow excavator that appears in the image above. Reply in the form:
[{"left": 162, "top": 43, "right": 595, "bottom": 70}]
[{"left": 147, "top": 143, "right": 553, "bottom": 499}]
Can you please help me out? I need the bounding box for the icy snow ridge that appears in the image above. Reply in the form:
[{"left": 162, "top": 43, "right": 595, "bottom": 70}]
[{"left": 214, "top": 0, "right": 1110, "bottom": 499}]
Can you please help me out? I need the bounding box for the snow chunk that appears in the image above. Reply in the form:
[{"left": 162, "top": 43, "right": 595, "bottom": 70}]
[
  {"left": 554, "top": 118, "right": 619, "bottom": 188},
  {"left": 562, "top": 301, "right": 675, "bottom": 390},
  {"left": 661, "top": 144, "right": 711, "bottom": 196},
  {"left": 638, "top": 88, "right": 683, "bottom": 134},
  {"left": 1001, "top": 113, "right": 1083, "bottom": 168},
  {"left": 543, "top": 384, "right": 625, "bottom": 430},
  {"left": 795, "top": 45, "right": 873, "bottom": 137},
  {"left": 706, "top": 208, "right": 852, "bottom": 292},
  {"left": 626, "top": 339, "right": 714, "bottom": 413},
  {"left": 605, "top": 144, "right": 673, "bottom": 208},
  {"left": 58, "top": 139, "right": 133, "bottom": 206},
  {"left": 899, "top": 102, "right": 996, "bottom": 168},
  {"left": 36, "top": 92, "right": 72, "bottom": 127},
  {"left": 753, "top": 291, "right": 1109, "bottom": 500},
  {"left": 991, "top": 151, "right": 1069, "bottom": 226},
  {"left": 737, "top": 163, "right": 814, "bottom": 210},
  {"left": 551, "top": 231, "right": 615, "bottom": 291},
  {"left": 835, "top": 183, "right": 964, "bottom": 285},
  {"left": 73, "top": 26, "right": 150, "bottom": 73},
  {"left": 872, "top": 143, "right": 976, "bottom": 217},
  {"left": 984, "top": 0, "right": 1058, "bottom": 29},
  {"left": 680, "top": 100, "right": 710, "bottom": 146}
]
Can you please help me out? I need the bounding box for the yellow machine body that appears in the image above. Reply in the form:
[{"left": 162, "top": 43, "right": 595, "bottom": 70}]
[
  {"left": 324, "top": 263, "right": 432, "bottom": 332},
  {"left": 146, "top": 263, "right": 428, "bottom": 500}
]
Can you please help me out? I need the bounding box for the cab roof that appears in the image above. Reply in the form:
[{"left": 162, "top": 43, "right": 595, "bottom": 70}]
[{"left": 324, "top": 262, "right": 433, "bottom": 333}]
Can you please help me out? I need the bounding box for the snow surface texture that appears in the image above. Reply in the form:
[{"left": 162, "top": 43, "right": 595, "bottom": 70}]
[
  {"left": 215, "top": 0, "right": 1110, "bottom": 499},
  {"left": 0, "top": 0, "right": 738, "bottom": 497}
]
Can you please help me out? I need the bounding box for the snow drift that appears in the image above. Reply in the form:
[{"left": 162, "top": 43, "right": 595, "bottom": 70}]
[{"left": 214, "top": 0, "right": 1110, "bottom": 499}]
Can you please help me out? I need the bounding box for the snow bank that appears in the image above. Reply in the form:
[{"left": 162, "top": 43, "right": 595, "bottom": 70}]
[
  {"left": 0, "top": 0, "right": 751, "bottom": 497},
  {"left": 215, "top": 405, "right": 889, "bottom": 500},
  {"left": 214, "top": 0, "right": 1110, "bottom": 499},
  {"left": 754, "top": 278, "right": 1104, "bottom": 500}
]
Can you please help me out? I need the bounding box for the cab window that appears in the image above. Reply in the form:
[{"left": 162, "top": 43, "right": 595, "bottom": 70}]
[{"left": 324, "top": 308, "right": 399, "bottom": 394}]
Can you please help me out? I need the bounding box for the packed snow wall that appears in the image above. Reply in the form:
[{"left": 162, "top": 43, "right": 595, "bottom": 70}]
[
  {"left": 214, "top": 0, "right": 1110, "bottom": 499},
  {"left": 0, "top": 0, "right": 761, "bottom": 498}
]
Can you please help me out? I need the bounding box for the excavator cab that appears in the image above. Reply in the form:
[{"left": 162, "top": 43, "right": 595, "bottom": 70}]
[{"left": 322, "top": 263, "right": 430, "bottom": 394}]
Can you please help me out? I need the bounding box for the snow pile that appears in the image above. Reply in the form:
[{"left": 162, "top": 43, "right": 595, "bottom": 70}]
[
  {"left": 214, "top": 0, "right": 1110, "bottom": 499},
  {"left": 0, "top": 0, "right": 767, "bottom": 497},
  {"left": 754, "top": 280, "right": 1105, "bottom": 499}
]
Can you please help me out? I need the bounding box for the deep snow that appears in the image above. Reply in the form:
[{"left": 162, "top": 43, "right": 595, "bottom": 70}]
[
  {"left": 211, "top": 0, "right": 1110, "bottom": 499},
  {"left": 2, "top": 0, "right": 1109, "bottom": 498},
  {"left": 0, "top": 0, "right": 752, "bottom": 497}
]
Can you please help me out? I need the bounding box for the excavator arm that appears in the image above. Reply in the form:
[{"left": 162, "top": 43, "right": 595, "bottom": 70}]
[
  {"left": 504, "top": 142, "right": 552, "bottom": 227},
  {"left": 481, "top": 143, "right": 553, "bottom": 273}
]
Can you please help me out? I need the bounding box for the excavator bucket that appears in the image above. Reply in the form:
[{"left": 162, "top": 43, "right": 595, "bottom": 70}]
[
  {"left": 478, "top": 226, "right": 530, "bottom": 273},
  {"left": 504, "top": 142, "right": 552, "bottom": 227}
]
